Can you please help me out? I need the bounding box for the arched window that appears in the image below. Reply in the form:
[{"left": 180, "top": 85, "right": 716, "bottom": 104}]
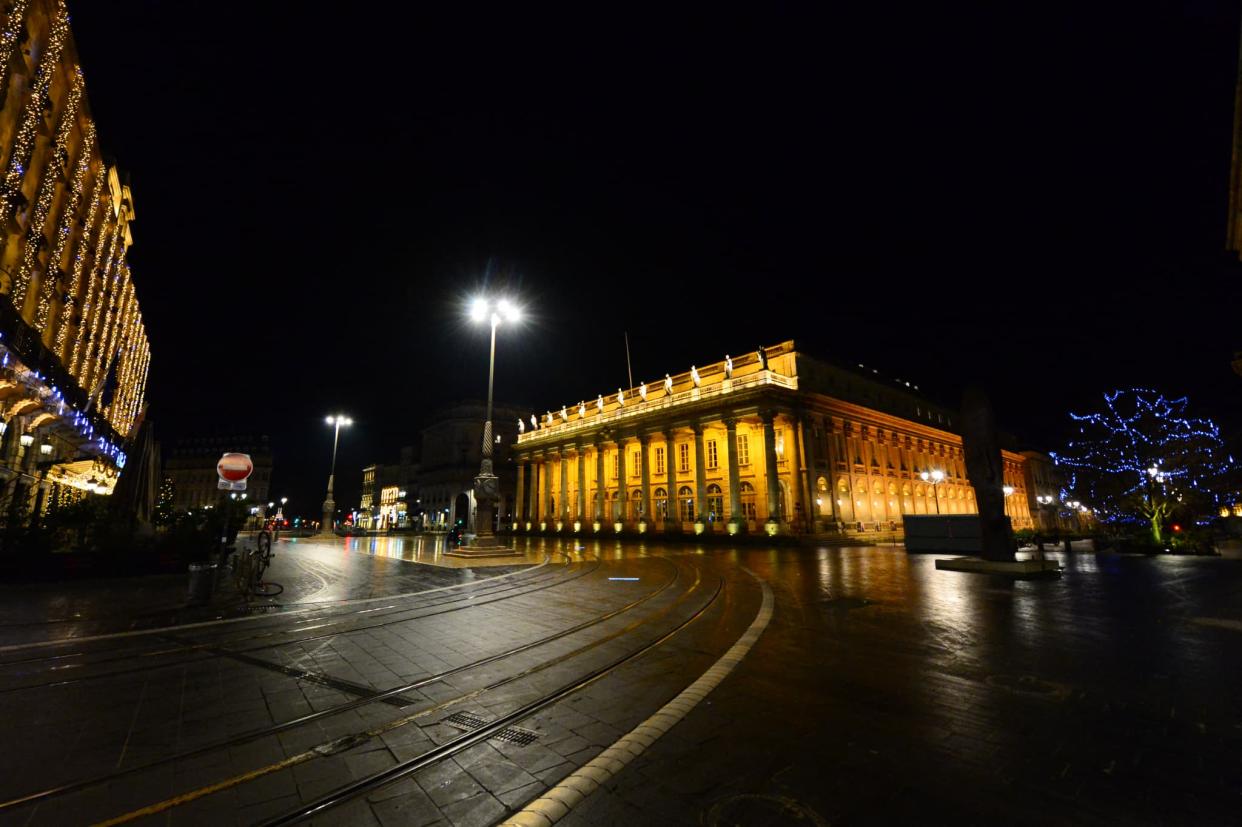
[
  {"left": 817, "top": 476, "right": 828, "bottom": 493},
  {"left": 706, "top": 484, "right": 723, "bottom": 521},
  {"left": 838, "top": 477, "right": 849, "bottom": 494},
  {"left": 679, "top": 485, "right": 695, "bottom": 522},
  {"left": 630, "top": 489, "right": 643, "bottom": 520},
  {"left": 739, "top": 481, "right": 757, "bottom": 520},
  {"left": 654, "top": 487, "right": 668, "bottom": 519}
]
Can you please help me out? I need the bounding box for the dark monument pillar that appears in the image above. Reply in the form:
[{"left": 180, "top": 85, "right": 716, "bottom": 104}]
[{"left": 961, "top": 387, "right": 1016, "bottom": 563}]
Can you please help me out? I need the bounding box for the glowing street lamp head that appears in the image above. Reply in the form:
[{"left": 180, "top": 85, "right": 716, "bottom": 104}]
[
  {"left": 326, "top": 415, "right": 353, "bottom": 427},
  {"left": 469, "top": 296, "right": 522, "bottom": 325},
  {"left": 469, "top": 297, "right": 490, "bottom": 322},
  {"left": 1002, "top": 485, "right": 1015, "bottom": 497},
  {"left": 930, "top": 469, "right": 945, "bottom": 483}
]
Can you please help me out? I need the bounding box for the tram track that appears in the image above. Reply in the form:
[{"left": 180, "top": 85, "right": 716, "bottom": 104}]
[
  {"left": 0, "top": 553, "right": 604, "bottom": 693},
  {"left": 76, "top": 557, "right": 723, "bottom": 826},
  {"left": 0, "top": 555, "right": 689, "bottom": 816},
  {"left": 0, "top": 545, "right": 570, "bottom": 660}
]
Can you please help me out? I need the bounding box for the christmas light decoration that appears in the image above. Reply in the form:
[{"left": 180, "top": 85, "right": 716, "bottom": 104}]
[
  {"left": 37, "top": 117, "right": 95, "bottom": 333},
  {"left": 0, "top": 1, "right": 69, "bottom": 228},
  {"left": 1051, "top": 389, "right": 1230, "bottom": 541},
  {"left": 68, "top": 177, "right": 114, "bottom": 377},
  {"left": 0, "top": 1, "right": 32, "bottom": 106},
  {"left": 56, "top": 164, "right": 106, "bottom": 358},
  {"left": 73, "top": 214, "right": 121, "bottom": 382},
  {"left": 11, "top": 66, "right": 84, "bottom": 314}
]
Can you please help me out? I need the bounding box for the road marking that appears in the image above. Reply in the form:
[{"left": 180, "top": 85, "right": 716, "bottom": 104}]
[
  {"left": 1189, "top": 617, "right": 1242, "bottom": 633},
  {"left": 501, "top": 569, "right": 774, "bottom": 827},
  {"left": 0, "top": 557, "right": 550, "bottom": 654},
  {"left": 607, "top": 577, "right": 640, "bottom": 581}
]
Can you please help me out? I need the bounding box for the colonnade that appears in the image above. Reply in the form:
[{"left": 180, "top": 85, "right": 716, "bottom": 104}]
[
  {"left": 514, "top": 408, "right": 1035, "bottom": 535},
  {"left": 514, "top": 411, "right": 799, "bottom": 533}
]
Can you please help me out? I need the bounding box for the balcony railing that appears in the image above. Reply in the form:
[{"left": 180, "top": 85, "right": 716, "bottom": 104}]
[{"left": 517, "top": 370, "right": 798, "bottom": 444}]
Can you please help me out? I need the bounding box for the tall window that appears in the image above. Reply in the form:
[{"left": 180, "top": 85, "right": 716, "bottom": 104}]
[
  {"left": 736, "top": 434, "right": 750, "bottom": 466},
  {"left": 612, "top": 452, "right": 618, "bottom": 479},
  {"left": 678, "top": 443, "right": 690, "bottom": 473},
  {"left": 655, "top": 446, "right": 665, "bottom": 475},
  {"left": 654, "top": 487, "right": 668, "bottom": 519},
  {"left": 706, "top": 484, "right": 723, "bottom": 520},
  {"left": 679, "top": 486, "right": 695, "bottom": 522},
  {"left": 707, "top": 439, "right": 718, "bottom": 469},
  {"left": 632, "top": 449, "right": 641, "bottom": 476},
  {"left": 739, "top": 481, "right": 757, "bottom": 519}
]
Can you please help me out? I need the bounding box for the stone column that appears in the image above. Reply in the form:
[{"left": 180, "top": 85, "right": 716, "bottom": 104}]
[
  {"left": 544, "top": 453, "right": 555, "bottom": 524},
  {"left": 616, "top": 437, "right": 628, "bottom": 524},
  {"left": 514, "top": 460, "right": 525, "bottom": 525},
  {"left": 529, "top": 457, "right": 540, "bottom": 523},
  {"left": 638, "top": 433, "right": 651, "bottom": 527},
  {"left": 692, "top": 423, "right": 707, "bottom": 527},
  {"left": 663, "top": 427, "right": 679, "bottom": 532},
  {"left": 594, "top": 440, "right": 605, "bottom": 521},
  {"left": 761, "top": 411, "right": 782, "bottom": 528},
  {"left": 559, "top": 452, "right": 569, "bottom": 528},
  {"left": 725, "top": 417, "right": 743, "bottom": 533},
  {"left": 795, "top": 417, "right": 816, "bottom": 533},
  {"left": 575, "top": 441, "right": 586, "bottom": 522}
]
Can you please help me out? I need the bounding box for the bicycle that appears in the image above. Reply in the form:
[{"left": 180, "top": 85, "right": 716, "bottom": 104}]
[{"left": 232, "top": 529, "right": 282, "bottom": 598}]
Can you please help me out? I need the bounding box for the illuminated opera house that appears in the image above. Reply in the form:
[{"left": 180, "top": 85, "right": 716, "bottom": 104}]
[
  {"left": 0, "top": 1, "right": 150, "bottom": 519},
  {"left": 512, "top": 341, "right": 1034, "bottom": 537}
]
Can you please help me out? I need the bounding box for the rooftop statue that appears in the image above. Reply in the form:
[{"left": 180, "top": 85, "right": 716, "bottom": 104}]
[
  {"left": 691, "top": 365, "right": 701, "bottom": 387},
  {"left": 664, "top": 374, "right": 673, "bottom": 394},
  {"left": 724, "top": 354, "right": 733, "bottom": 378}
]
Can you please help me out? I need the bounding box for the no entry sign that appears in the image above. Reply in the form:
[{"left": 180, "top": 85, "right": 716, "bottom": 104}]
[{"left": 217, "top": 452, "right": 253, "bottom": 491}]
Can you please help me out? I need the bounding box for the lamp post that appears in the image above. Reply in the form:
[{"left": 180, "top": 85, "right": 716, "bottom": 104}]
[
  {"left": 456, "top": 296, "right": 520, "bottom": 554},
  {"left": 320, "top": 415, "right": 352, "bottom": 536},
  {"left": 920, "top": 469, "right": 945, "bottom": 514}
]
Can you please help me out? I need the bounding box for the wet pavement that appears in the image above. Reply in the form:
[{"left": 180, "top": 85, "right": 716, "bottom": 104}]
[
  {"left": 0, "top": 539, "right": 1238, "bottom": 825},
  {"left": 0, "top": 535, "right": 535, "bottom": 648}
]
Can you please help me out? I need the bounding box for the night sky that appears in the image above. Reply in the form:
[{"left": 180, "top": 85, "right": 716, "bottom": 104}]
[{"left": 65, "top": 2, "right": 1242, "bottom": 516}]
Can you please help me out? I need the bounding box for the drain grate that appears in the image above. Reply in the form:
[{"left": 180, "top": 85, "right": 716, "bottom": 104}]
[{"left": 442, "top": 711, "right": 540, "bottom": 746}]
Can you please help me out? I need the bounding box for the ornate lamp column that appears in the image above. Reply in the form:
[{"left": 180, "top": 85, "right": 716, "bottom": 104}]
[
  {"left": 319, "top": 415, "right": 351, "bottom": 536},
  {"left": 450, "top": 297, "right": 522, "bottom": 557}
]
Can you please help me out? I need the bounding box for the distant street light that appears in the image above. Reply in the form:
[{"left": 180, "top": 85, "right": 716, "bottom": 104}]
[
  {"left": 321, "top": 415, "right": 353, "bottom": 534},
  {"left": 919, "top": 469, "right": 945, "bottom": 514},
  {"left": 467, "top": 296, "right": 521, "bottom": 549}
]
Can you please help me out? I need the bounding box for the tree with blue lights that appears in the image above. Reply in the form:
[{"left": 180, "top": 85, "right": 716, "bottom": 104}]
[{"left": 1051, "top": 390, "right": 1231, "bottom": 543}]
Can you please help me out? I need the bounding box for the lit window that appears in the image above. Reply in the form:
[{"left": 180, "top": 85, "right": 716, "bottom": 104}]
[
  {"left": 633, "top": 450, "right": 641, "bottom": 476},
  {"left": 679, "top": 486, "right": 695, "bottom": 522},
  {"left": 656, "top": 447, "right": 665, "bottom": 475},
  {"left": 612, "top": 452, "right": 619, "bottom": 479},
  {"left": 678, "top": 443, "right": 690, "bottom": 473},
  {"left": 707, "top": 439, "right": 718, "bottom": 469},
  {"left": 736, "top": 434, "right": 750, "bottom": 466}
]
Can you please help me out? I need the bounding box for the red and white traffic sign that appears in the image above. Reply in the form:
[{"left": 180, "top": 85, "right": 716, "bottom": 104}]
[{"left": 217, "top": 453, "right": 253, "bottom": 491}]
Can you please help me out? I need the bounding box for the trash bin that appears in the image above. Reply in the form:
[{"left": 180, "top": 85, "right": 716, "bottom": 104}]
[{"left": 187, "top": 561, "right": 218, "bottom": 605}]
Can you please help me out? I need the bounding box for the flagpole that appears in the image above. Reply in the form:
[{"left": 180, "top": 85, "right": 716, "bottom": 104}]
[{"left": 624, "top": 331, "right": 633, "bottom": 389}]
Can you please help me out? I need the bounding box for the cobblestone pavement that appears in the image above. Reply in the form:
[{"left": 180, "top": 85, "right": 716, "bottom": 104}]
[{"left": 0, "top": 540, "right": 1238, "bottom": 825}]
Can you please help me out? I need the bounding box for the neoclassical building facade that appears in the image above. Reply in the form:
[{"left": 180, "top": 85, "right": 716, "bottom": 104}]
[{"left": 511, "top": 341, "right": 1033, "bottom": 537}]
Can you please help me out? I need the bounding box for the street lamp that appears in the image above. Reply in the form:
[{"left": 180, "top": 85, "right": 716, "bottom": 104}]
[
  {"left": 920, "top": 469, "right": 945, "bottom": 514},
  {"left": 466, "top": 295, "right": 521, "bottom": 550},
  {"left": 321, "top": 415, "right": 353, "bottom": 535}
]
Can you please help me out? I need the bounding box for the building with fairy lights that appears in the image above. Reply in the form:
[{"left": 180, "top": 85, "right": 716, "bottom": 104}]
[
  {"left": 0, "top": 1, "right": 151, "bottom": 521},
  {"left": 512, "top": 341, "right": 1035, "bottom": 538}
]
